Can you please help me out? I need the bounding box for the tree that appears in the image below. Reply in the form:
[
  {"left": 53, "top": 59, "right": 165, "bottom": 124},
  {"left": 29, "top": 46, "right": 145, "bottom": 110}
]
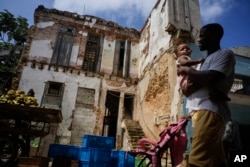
[
  {"left": 0, "top": 9, "right": 29, "bottom": 51},
  {"left": 0, "top": 10, "right": 29, "bottom": 93}
]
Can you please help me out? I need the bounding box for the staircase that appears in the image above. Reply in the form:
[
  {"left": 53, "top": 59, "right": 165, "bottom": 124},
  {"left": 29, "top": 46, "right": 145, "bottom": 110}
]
[{"left": 122, "top": 119, "right": 146, "bottom": 150}]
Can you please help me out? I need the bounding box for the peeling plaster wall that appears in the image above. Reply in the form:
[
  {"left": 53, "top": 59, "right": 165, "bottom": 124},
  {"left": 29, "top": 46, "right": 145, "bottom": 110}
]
[
  {"left": 18, "top": 61, "right": 137, "bottom": 145},
  {"left": 139, "top": 0, "right": 201, "bottom": 77},
  {"left": 136, "top": 52, "right": 179, "bottom": 140},
  {"left": 130, "top": 41, "right": 140, "bottom": 78},
  {"left": 135, "top": 0, "right": 201, "bottom": 140},
  {"left": 101, "top": 35, "right": 116, "bottom": 74},
  {"left": 18, "top": 64, "right": 102, "bottom": 137},
  {"left": 29, "top": 40, "right": 53, "bottom": 58},
  {"left": 139, "top": 0, "right": 171, "bottom": 76}
]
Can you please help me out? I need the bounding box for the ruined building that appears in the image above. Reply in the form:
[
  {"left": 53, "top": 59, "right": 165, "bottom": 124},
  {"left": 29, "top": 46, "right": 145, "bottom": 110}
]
[{"left": 12, "top": 0, "right": 250, "bottom": 158}]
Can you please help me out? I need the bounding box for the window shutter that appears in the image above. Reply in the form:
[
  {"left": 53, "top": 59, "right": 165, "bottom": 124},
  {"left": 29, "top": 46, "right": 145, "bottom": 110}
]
[{"left": 51, "top": 25, "right": 75, "bottom": 67}]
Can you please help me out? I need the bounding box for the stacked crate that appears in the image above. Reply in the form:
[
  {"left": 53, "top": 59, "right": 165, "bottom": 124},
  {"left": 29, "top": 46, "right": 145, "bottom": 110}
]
[
  {"left": 48, "top": 144, "right": 81, "bottom": 160},
  {"left": 48, "top": 144, "right": 81, "bottom": 167},
  {"left": 48, "top": 134, "right": 135, "bottom": 167},
  {"left": 79, "top": 135, "right": 114, "bottom": 167},
  {"left": 110, "top": 150, "right": 135, "bottom": 167}
]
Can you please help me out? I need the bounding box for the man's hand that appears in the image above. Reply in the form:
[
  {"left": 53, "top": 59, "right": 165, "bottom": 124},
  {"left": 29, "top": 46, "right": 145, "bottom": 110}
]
[{"left": 177, "top": 66, "right": 192, "bottom": 75}]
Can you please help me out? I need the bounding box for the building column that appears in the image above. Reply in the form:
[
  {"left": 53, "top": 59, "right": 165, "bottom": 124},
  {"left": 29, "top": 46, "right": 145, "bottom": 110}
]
[{"left": 115, "top": 92, "right": 124, "bottom": 149}]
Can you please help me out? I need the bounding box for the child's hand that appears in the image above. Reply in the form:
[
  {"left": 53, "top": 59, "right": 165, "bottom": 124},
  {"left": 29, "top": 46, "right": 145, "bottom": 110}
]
[{"left": 199, "top": 58, "right": 205, "bottom": 63}]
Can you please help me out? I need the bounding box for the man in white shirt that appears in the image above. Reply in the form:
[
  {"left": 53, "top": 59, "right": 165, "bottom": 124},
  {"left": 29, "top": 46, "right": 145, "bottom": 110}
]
[{"left": 178, "top": 23, "right": 235, "bottom": 167}]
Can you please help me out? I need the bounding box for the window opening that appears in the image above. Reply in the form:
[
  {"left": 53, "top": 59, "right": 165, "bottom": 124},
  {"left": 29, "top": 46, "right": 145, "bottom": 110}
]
[
  {"left": 47, "top": 82, "right": 63, "bottom": 97},
  {"left": 231, "top": 76, "right": 250, "bottom": 95},
  {"left": 51, "top": 25, "right": 75, "bottom": 67},
  {"left": 83, "top": 33, "right": 100, "bottom": 72},
  {"left": 113, "top": 40, "right": 131, "bottom": 77},
  {"left": 118, "top": 41, "right": 125, "bottom": 73},
  {"left": 41, "top": 81, "right": 64, "bottom": 108}
]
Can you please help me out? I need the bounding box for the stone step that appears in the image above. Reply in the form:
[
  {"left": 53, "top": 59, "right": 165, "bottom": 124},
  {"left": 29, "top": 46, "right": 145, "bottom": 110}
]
[{"left": 123, "top": 119, "right": 146, "bottom": 150}]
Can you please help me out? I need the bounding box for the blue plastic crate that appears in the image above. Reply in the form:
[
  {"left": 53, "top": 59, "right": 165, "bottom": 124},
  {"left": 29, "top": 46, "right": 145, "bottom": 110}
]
[
  {"left": 111, "top": 162, "right": 132, "bottom": 167},
  {"left": 78, "top": 148, "right": 91, "bottom": 162},
  {"left": 79, "top": 147, "right": 111, "bottom": 163},
  {"left": 78, "top": 161, "right": 89, "bottom": 167},
  {"left": 78, "top": 160, "right": 110, "bottom": 167},
  {"left": 82, "top": 135, "right": 114, "bottom": 149},
  {"left": 67, "top": 145, "right": 81, "bottom": 159},
  {"left": 48, "top": 144, "right": 80, "bottom": 159},
  {"left": 110, "top": 150, "right": 135, "bottom": 167},
  {"left": 48, "top": 144, "right": 64, "bottom": 157}
]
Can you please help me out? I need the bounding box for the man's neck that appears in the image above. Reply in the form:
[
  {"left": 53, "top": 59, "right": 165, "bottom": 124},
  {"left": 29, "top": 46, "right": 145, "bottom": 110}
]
[{"left": 207, "top": 46, "right": 221, "bottom": 55}]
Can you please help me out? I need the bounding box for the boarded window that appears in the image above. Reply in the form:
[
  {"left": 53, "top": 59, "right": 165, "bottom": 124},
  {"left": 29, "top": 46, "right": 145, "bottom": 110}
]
[
  {"left": 83, "top": 33, "right": 102, "bottom": 72},
  {"left": 41, "top": 81, "right": 64, "bottom": 109},
  {"left": 51, "top": 25, "right": 75, "bottom": 67},
  {"left": 70, "top": 87, "right": 95, "bottom": 145}
]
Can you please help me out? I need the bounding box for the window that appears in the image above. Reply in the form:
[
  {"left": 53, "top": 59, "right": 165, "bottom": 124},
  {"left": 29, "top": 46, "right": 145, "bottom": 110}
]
[
  {"left": 46, "top": 82, "right": 63, "bottom": 97},
  {"left": 41, "top": 81, "right": 64, "bottom": 109},
  {"left": 113, "top": 40, "right": 131, "bottom": 78},
  {"left": 231, "top": 76, "right": 250, "bottom": 95},
  {"left": 51, "top": 25, "right": 75, "bottom": 67},
  {"left": 118, "top": 41, "right": 125, "bottom": 73},
  {"left": 83, "top": 33, "right": 103, "bottom": 72}
]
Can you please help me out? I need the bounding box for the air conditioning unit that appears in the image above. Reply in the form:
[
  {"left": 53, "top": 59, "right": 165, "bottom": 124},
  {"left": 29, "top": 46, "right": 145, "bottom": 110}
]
[{"left": 153, "top": 112, "right": 161, "bottom": 125}]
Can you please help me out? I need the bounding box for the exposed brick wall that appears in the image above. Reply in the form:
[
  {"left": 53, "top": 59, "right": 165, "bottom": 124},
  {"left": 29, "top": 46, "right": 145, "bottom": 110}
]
[{"left": 136, "top": 51, "right": 181, "bottom": 140}]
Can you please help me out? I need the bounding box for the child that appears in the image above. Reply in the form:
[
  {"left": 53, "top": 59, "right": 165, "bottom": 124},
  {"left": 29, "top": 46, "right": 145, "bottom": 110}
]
[
  {"left": 175, "top": 43, "right": 204, "bottom": 97},
  {"left": 175, "top": 42, "right": 230, "bottom": 101}
]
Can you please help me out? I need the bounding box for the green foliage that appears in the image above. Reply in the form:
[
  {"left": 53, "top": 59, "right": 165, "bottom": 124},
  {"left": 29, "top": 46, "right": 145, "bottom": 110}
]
[
  {"left": 0, "top": 10, "right": 29, "bottom": 73},
  {"left": 0, "top": 9, "right": 29, "bottom": 50},
  {"left": 0, "top": 9, "right": 29, "bottom": 93},
  {"left": 0, "top": 54, "right": 20, "bottom": 72}
]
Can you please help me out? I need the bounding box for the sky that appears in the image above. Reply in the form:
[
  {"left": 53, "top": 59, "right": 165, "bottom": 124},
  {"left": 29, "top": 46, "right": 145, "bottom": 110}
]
[{"left": 1, "top": 0, "right": 250, "bottom": 49}]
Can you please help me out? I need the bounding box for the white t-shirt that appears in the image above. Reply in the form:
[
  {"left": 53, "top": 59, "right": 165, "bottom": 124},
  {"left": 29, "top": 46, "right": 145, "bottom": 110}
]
[{"left": 186, "top": 49, "right": 235, "bottom": 122}]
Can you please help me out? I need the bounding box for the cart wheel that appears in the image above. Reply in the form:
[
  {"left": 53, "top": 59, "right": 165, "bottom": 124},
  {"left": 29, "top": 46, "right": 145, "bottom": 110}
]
[
  {"left": 15, "top": 138, "right": 28, "bottom": 157},
  {"left": 0, "top": 136, "right": 18, "bottom": 167}
]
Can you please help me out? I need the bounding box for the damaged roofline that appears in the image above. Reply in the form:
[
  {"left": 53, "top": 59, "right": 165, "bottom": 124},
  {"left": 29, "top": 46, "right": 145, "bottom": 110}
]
[{"left": 34, "top": 5, "right": 140, "bottom": 36}]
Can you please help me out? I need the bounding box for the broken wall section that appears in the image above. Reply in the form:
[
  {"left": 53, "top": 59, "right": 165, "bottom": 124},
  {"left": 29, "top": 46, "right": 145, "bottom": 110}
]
[
  {"left": 134, "top": 0, "right": 201, "bottom": 140},
  {"left": 136, "top": 51, "right": 182, "bottom": 141}
]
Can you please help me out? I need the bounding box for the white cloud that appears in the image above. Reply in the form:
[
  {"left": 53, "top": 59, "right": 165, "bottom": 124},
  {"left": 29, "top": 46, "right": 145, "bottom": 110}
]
[
  {"left": 52, "top": 0, "right": 235, "bottom": 29},
  {"left": 199, "top": 0, "right": 234, "bottom": 22},
  {"left": 53, "top": 0, "right": 156, "bottom": 28}
]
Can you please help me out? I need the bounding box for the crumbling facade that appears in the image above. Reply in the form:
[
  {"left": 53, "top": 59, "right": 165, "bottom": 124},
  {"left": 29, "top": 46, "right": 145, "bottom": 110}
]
[{"left": 14, "top": 0, "right": 202, "bottom": 156}]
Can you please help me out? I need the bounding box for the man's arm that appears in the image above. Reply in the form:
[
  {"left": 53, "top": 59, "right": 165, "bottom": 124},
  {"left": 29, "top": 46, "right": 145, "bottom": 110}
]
[{"left": 177, "top": 66, "right": 225, "bottom": 87}]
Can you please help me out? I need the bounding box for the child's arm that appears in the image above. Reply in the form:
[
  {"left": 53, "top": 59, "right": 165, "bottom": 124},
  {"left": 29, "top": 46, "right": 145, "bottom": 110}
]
[{"left": 178, "top": 56, "right": 204, "bottom": 67}]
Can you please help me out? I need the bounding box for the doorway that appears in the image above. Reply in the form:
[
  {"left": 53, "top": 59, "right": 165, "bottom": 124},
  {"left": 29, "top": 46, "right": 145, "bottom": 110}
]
[
  {"left": 123, "top": 94, "right": 134, "bottom": 119},
  {"left": 103, "top": 91, "right": 120, "bottom": 137}
]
